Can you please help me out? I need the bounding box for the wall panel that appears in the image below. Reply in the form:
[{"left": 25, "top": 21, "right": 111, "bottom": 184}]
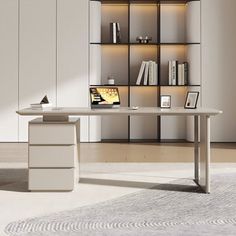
[
  {"left": 57, "top": 0, "right": 89, "bottom": 141},
  {"left": 0, "top": 0, "right": 18, "bottom": 141},
  {"left": 19, "top": 0, "right": 57, "bottom": 141},
  {"left": 202, "top": 0, "right": 236, "bottom": 141}
]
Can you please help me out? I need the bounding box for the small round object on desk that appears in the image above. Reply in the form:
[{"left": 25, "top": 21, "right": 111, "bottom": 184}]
[{"left": 130, "top": 106, "right": 139, "bottom": 110}]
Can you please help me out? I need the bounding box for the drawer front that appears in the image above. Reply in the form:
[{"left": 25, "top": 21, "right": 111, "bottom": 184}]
[
  {"left": 29, "top": 145, "right": 77, "bottom": 168},
  {"left": 28, "top": 168, "right": 75, "bottom": 191},
  {"left": 29, "top": 124, "right": 76, "bottom": 145}
]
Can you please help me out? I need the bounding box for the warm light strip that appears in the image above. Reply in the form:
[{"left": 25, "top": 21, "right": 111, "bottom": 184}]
[
  {"left": 131, "top": 4, "right": 158, "bottom": 6},
  {"left": 103, "top": 4, "right": 129, "bottom": 7},
  {"left": 161, "top": 4, "right": 186, "bottom": 6},
  {"left": 103, "top": 3, "right": 186, "bottom": 7}
]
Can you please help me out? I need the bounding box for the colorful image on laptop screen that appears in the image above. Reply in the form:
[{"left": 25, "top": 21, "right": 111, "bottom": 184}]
[{"left": 90, "top": 87, "right": 120, "bottom": 107}]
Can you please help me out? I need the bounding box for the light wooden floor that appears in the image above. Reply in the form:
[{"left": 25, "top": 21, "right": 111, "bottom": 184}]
[
  {"left": 0, "top": 142, "right": 235, "bottom": 235},
  {"left": 0, "top": 142, "right": 235, "bottom": 163}
]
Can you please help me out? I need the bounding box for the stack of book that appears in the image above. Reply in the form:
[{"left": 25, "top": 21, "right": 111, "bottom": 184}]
[
  {"left": 136, "top": 61, "right": 158, "bottom": 85},
  {"left": 168, "top": 61, "right": 188, "bottom": 86}
]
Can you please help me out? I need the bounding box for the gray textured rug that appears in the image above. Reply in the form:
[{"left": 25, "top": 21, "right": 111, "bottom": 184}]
[{"left": 5, "top": 173, "right": 236, "bottom": 236}]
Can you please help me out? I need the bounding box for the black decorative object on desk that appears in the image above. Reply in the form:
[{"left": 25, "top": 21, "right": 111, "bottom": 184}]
[{"left": 40, "top": 95, "right": 49, "bottom": 104}]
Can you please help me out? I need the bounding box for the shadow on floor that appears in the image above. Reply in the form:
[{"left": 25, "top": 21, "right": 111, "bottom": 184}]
[
  {"left": 0, "top": 169, "right": 203, "bottom": 193},
  {"left": 79, "top": 178, "right": 203, "bottom": 194},
  {"left": 0, "top": 169, "right": 28, "bottom": 192}
]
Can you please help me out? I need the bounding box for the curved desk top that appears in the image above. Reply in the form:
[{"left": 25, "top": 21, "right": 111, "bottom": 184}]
[{"left": 17, "top": 107, "right": 222, "bottom": 117}]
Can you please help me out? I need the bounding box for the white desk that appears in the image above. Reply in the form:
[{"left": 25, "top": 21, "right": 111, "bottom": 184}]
[{"left": 17, "top": 107, "right": 222, "bottom": 193}]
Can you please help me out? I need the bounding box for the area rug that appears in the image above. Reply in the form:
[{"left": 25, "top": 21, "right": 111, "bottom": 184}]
[{"left": 5, "top": 173, "right": 236, "bottom": 236}]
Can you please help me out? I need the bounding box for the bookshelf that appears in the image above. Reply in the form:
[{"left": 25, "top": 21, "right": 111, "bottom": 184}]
[{"left": 89, "top": 0, "right": 201, "bottom": 142}]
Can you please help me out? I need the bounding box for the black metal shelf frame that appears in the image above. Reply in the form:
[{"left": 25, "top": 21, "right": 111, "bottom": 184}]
[
  {"left": 90, "top": 42, "right": 200, "bottom": 45},
  {"left": 89, "top": 0, "right": 201, "bottom": 142},
  {"left": 90, "top": 84, "right": 201, "bottom": 87},
  {"left": 92, "top": 0, "right": 200, "bottom": 4}
]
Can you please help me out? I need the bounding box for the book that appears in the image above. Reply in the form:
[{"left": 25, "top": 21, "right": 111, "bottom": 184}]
[
  {"left": 136, "top": 60, "right": 158, "bottom": 85},
  {"left": 147, "top": 61, "right": 152, "bottom": 85},
  {"left": 30, "top": 103, "right": 52, "bottom": 109},
  {"left": 178, "top": 63, "right": 184, "bottom": 85},
  {"left": 172, "top": 60, "right": 178, "bottom": 85},
  {"left": 149, "top": 62, "right": 155, "bottom": 85},
  {"left": 178, "top": 64, "right": 182, "bottom": 85},
  {"left": 143, "top": 62, "right": 149, "bottom": 85},
  {"left": 183, "top": 62, "right": 188, "bottom": 85},
  {"left": 169, "top": 61, "right": 188, "bottom": 85},
  {"left": 168, "top": 61, "right": 172, "bottom": 85},
  {"left": 116, "top": 23, "right": 121, "bottom": 43},
  {"left": 150, "top": 61, "right": 158, "bottom": 85},
  {"left": 110, "top": 23, "right": 117, "bottom": 43},
  {"left": 136, "top": 61, "right": 146, "bottom": 85},
  {"left": 154, "top": 62, "right": 158, "bottom": 85}
]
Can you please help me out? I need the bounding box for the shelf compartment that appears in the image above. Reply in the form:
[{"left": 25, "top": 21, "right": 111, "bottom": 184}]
[
  {"left": 160, "top": 86, "right": 187, "bottom": 140},
  {"left": 160, "top": 44, "right": 201, "bottom": 86},
  {"left": 130, "top": 3, "right": 159, "bottom": 44},
  {"left": 160, "top": 4, "right": 186, "bottom": 44},
  {"left": 130, "top": 45, "right": 159, "bottom": 85},
  {"left": 160, "top": 1, "right": 200, "bottom": 43},
  {"left": 101, "top": 86, "right": 129, "bottom": 140},
  {"left": 160, "top": 45, "right": 186, "bottom": 85},
  {"left": 130, "top": 87, "right": 159, "bottom": 139},
  {"left": 101, "top": 45, "right": 128, "bottom": 85},
  {"left": 101, "top": 3, "right": 129, "bottom": 43}
]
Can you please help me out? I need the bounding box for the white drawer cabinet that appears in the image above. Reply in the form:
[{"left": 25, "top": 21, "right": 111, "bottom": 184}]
[
  {"left": 28, "top": 118, "right": 80, "bottom": 191},
  {"left": 29, "top": 168, "right": 75, "bottom": 191},
  {"left": 29, "top": 145, "right": 77, "bottom": 168},
  {"left": 29, "top": 123, "right": 77, "bottom": 145}
]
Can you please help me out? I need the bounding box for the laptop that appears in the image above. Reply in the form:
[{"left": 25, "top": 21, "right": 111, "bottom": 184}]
[{"left": 90, "top": 87, "right": 120, "bottom": 108}]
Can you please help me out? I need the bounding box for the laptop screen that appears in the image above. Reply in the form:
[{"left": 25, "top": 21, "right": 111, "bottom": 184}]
[{"left": 90, "top": 87, "right": 120, "bottom": 108}]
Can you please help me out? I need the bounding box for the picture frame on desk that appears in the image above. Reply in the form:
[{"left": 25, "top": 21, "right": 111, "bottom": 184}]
[
  {"left": 160, "top": 95, "right": 171, "bottom": 108},
  {"left": 184, "top": 91, "right": 199, "bottom": 109}
]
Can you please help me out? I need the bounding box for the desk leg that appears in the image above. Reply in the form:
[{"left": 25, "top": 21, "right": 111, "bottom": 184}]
[
  {"left": 194, "top": 115, "right": 199, "bottom": 182},
  {"left": 199, "top": 115, "right": 211, "bottom": 193}
]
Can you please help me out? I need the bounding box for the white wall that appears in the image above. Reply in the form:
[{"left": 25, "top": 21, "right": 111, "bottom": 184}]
[
  {"left": 57, "top": 0, "right": 89, "bottom": 141},
  {"left": 201, "top": 0, "right": 236, "bottom": 141},
  {"left": 19, "top": 0, "right": 57, "bottom": 141},
  {"left": 0, "top": 0, "right": 18, "bottom": 141},
  {"left": 0, "top": 0, "right": 89, "bottom": 142},
  {"left": 1, "top": 0, "right": 236, "bottom": 142}
]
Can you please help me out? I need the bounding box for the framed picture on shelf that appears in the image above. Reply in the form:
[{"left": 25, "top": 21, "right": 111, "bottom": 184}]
[
  {"left": 184, "top": 91, "right": 199, "bottom": 109},
  {"left": 160, "top": 95, "right": 171, "bottom": 108}
]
